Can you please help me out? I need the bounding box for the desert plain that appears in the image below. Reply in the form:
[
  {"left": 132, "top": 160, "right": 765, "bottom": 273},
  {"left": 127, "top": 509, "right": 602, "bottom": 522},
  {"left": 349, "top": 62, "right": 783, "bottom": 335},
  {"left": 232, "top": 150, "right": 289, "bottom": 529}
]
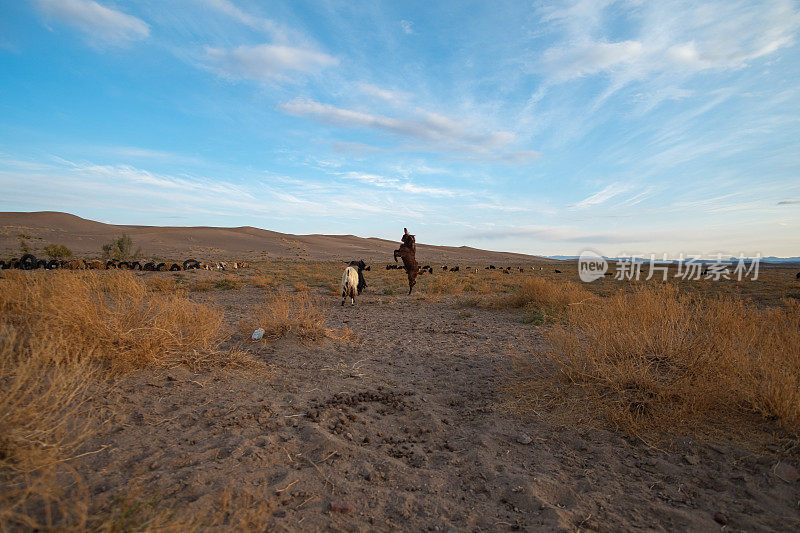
[{"left": 1, "top": 212, "right": 799, "bottom": 531}]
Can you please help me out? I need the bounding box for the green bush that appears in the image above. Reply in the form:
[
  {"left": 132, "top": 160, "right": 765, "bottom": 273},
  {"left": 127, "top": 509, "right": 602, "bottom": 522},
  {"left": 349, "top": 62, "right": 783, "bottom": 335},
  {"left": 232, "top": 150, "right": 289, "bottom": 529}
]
[
  {"left": 43, "top": 244, "right": 73, "bottom": 259},
  {"left": 101, "top": 234, "right": 141, "bottom": 260}
]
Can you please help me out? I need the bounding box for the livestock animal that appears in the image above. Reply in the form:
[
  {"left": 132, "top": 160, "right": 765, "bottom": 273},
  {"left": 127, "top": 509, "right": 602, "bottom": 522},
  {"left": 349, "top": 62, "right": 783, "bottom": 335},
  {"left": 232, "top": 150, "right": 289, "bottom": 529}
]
[
  {"left": 341, "top": 266, "right": 360, "bottom": 306},
  {"left": 348, "top": 260, "right": 368, "bottom": 295},
  {"left": 393, "top": 228, "right": 419, "bottom": 294},
  {"left": 797, "top": 272, "right": 800, "bottom": 280},
  {"left": 449, "top": 266, "right": 459, "bottom": 272},
  {"left": 442, "top": 265, "right": 448, "bottom": 271},
  {"left": 554, "top": 269, "right": 562, "bottom": 273}
]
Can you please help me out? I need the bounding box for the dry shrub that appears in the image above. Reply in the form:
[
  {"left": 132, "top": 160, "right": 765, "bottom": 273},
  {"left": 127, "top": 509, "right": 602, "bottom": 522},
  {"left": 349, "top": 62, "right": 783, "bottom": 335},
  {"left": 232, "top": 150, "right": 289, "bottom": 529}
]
[
  {"left": 215, "top": 275, "right": 242, "bottom": 290},
  {"left": 240, "top": 292, "right": 350, "bottom": 343},
  {"left": 0, "top": 270, "right": 226, "bottom": 372},
  {"left": 146, "top": 276, "right": 182, "bottom": 293},
  {"left": 191, "top": 279, "right": 215, "bottom": 292},
  {"left": 423, "top": 274, "right": 468, "bottom": 296},
  {"left": 0, "top": 329, "right": 95, "bottom": 530},
  {"left": 249, "top": 274, "right": 274, "bottom": 288},
  {"left": 292, "top": 281, "right": 311, "bottom": 292},
  {"left": 496, "top": 277, "right": 593, "bottom": 320},
  {"left": 537, "top": 284, "right": 800, "bottom": 434},
  {"left": 0, "top": 271, "right": 257, "bottom": 530}
]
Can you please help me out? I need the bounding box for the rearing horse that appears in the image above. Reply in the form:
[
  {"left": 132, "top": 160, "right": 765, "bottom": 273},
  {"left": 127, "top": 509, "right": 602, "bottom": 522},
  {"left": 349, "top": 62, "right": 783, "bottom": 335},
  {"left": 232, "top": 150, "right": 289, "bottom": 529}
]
[{"left": 393, "top": 228, "right": 419, "bottom": 294}]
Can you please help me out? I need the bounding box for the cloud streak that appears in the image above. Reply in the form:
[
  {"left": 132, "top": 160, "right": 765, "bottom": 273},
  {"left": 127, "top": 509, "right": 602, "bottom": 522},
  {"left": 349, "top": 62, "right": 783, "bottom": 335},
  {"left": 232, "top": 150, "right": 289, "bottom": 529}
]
[
  {"left": 278, "top": 97, "right": 517, "bottom": 154},
  {"left": 32, "top": 0, "right": 149, "bottom": 44},
  {"left": 203, "top": 44, "right": 338, "bottom": 82}
]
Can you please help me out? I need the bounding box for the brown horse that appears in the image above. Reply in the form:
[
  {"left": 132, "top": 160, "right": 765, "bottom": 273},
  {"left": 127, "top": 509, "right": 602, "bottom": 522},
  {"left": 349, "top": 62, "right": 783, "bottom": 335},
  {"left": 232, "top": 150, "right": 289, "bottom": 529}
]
[{"left": 393, "top": 228, "right": 419, "bottom": 294}]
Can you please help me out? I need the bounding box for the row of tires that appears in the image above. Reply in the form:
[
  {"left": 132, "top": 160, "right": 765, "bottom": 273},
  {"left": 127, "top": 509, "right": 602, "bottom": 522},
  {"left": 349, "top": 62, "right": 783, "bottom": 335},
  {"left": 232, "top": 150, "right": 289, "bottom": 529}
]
[{"left": 0, "top": 255, "right": 208, "bottom": 271}]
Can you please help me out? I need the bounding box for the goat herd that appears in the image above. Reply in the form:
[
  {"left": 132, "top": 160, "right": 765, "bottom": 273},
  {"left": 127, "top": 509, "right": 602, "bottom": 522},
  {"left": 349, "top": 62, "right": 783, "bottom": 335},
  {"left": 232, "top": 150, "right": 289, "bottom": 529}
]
[{"left": 0, "top": 253, "right": 249, "bottom": 272}]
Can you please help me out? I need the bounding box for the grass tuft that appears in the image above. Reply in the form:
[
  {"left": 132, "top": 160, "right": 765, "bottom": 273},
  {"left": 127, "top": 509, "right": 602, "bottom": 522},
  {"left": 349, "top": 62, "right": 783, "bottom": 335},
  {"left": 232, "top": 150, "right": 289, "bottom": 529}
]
[
  {"left": 514, "top": 283, "right": 800, "bottom": 435},
  {"left": 240, "top": 291, "right": 352, "bottom": 343}
]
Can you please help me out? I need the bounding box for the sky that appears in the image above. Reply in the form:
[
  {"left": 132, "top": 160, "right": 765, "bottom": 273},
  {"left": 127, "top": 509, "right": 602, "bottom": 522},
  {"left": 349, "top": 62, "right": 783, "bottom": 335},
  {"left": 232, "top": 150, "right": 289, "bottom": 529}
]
[{"left": 0, "top": 0, "right": 799, "bottom": 257}]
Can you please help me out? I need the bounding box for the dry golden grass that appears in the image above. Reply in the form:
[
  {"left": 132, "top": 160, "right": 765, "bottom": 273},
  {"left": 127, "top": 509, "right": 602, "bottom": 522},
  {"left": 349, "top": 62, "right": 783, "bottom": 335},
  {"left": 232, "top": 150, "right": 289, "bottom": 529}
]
[
  {"left": 514, "top": 282, "right": 800, "bottom": 436},
  {"left": 190, "top": 279, "right": 215, "bottom": 292},
  {"left": 292, "top": 281, "right": 311, "bottom": 292},
  {"left": 495, "top": 276, "right": 594, "bottom": 318},
  {"left": 215, "top": 275, "right": 242, "bottom": 290},
  {"left": 249, "top": 274, "right": 274, "bottom": 288},
  {"left": 146, "top": 276, "right": 183, "bottom": 293},
  {"left": 240, "top": 291, "right": 352, "bottom": 343},
  {"left": 0, "top": 330, "right": 95, "bottom": 530},
  {"left": 0, "top": 270, "right": 254, "bottom": 529},
  {"left": 0, "top": 270, "right": 227, "bottom": 372}
]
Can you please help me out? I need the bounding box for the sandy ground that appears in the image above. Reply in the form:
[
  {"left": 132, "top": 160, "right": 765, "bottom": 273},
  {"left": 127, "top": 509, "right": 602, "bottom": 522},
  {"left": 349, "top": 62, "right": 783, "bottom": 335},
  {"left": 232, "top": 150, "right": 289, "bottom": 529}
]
[{"left": 77, "top": 286, "right": 800, "bottom": 532}]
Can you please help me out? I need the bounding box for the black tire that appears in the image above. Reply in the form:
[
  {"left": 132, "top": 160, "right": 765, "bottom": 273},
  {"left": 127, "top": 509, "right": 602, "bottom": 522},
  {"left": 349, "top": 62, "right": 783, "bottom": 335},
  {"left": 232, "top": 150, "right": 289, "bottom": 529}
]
[
  {"left": 129, "top": 261, "right": 142, "bottom": 271},
  {"left": 20, "top": 254, "right": 37, "bottom": 270},
  {"left": 46, "top": 259, "right": 60, "bottom": 270},
  {"left": 169, "top": 263, "right": 181, "bottom": 271},
  {"left": 0, "top": 260, "right": 7, "bottom": 269},
  {"left": 117, "top": 261, "right": 129, "bottom": 269},
  {"left": 106, "top": 260, "right": 118, "bottom": 269},
  {"left": 143, "top": 262, "right": 156, "bottom": 271},
  {"left": 183, "top": 259, "right": 199, "bottom": 270},
  {"left": 156, "top": 262, "right": 167, "bottom": 271}
]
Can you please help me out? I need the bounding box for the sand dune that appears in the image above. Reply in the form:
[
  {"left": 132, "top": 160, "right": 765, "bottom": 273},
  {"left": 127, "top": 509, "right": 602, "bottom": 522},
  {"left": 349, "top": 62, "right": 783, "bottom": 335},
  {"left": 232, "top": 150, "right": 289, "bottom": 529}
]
[{"left": 0, "top": 211, "right": 549, "bottom": 264}]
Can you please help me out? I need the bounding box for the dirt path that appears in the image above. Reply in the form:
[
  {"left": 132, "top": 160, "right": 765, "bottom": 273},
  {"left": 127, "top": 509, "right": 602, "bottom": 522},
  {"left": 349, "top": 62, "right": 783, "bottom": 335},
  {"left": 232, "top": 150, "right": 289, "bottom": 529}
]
[{"left": 80, "top": 288, "right": 800, "bottom": 531}]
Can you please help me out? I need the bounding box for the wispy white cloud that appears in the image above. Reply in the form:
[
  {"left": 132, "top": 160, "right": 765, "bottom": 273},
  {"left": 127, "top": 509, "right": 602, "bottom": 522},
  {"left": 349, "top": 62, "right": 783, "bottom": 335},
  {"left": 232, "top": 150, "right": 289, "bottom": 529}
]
[
  {"left": 469, "top": 224, "right": 650, "bottom": 244},
  {"left": 201, "top": 0, "right": 286, "bottom": 40},
  {"left": 536, "top": 1, "right": 800, "bottom": 99},
  {"left": 543, "top": 40, "right": 644, "bottom": 82},
  {"left": 573, "top": 182, "right": 633, "bottom": 209},
  {"left": 32, "top": 0, "right": 149, "bottom": 44},
  {"left": 400, "top": 20, "right": 414, "bottom": 35},
  {"left": 203, "top": 44, "right": 338, "bottom": 82},
  {"left": 278, "top": 97, "right": 515, "bottom": 153},
  {"left": 343, "top": 172, "right": 456, "bottom": 197},
  {"left": 357, "top": 83, "right": 411, "bottom": 104}
]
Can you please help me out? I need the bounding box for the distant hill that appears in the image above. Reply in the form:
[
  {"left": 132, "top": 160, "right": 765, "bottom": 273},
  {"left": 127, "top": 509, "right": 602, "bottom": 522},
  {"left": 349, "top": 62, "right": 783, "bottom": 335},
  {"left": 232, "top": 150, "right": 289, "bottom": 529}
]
[{"left": 0, "top": 211, "right": 551, "bottom": 264}]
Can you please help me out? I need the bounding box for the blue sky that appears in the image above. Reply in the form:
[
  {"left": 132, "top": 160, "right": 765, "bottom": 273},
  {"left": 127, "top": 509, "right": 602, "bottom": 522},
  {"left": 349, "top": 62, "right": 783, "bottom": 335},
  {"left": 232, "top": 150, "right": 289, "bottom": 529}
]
[{"left": 1, "top": 0, "right": 798, "bottom": 257}]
